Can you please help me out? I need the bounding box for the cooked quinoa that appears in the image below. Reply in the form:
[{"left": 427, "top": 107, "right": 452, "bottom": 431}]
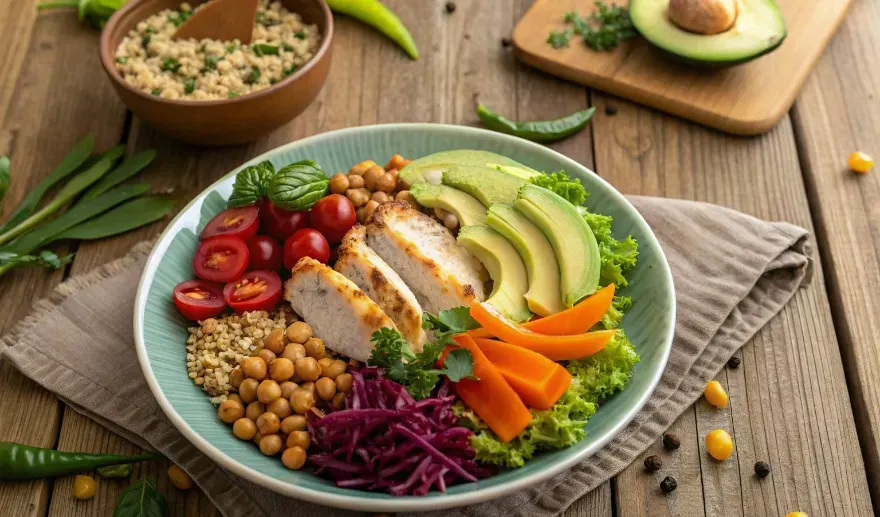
[
  {"left": 114, "top": 1, "right": 320, "bottom": 100},
  {"left": 186, "top": 308, "right": 294, "bottom": 402}
]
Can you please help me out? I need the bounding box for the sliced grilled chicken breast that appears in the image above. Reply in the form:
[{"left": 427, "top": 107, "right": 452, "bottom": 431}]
[
  {"left": 284, "top": 257, "right": 395, "bottom": 361},
  {"left": 335, "top": 225, "right": 428, "bottom": 350},
  {"left": 366, "top": 201, "right": 487, "bottom": 314}
]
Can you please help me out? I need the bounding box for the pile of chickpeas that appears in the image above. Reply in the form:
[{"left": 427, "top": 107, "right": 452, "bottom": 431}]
[
  {"left": 215, "top": 321, "right": 353, "bottom": 471},
  {"left": 328, "top": 154, "right": 422, "bottom": 224}
]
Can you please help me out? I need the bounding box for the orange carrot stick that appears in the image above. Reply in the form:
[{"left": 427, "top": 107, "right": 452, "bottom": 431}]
[
  {"left": 469, "top": 284, "right": 615, "bottom": 338},
  {"left": 445, "top": 335, "right": 533, "bottom": 442},
  {"left": 469, "top": 302, "right": 615, "bottom": 361},
  {"left": 474, "top": 338, "right": 571, "bottom": 410}
]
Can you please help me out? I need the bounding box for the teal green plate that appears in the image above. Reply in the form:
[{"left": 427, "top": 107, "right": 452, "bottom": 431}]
[{"left": 134, "top": 124, "right": 675, "bottom": 512}]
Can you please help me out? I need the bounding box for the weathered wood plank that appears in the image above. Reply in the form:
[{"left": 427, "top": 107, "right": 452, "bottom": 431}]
[
  {"left": 789, "top": 0, "right": 880, "bottom": 505},
  {"left": 0, "top": 0, "right": 39, "bottom": 127},
  {"left": 587, "top": 95, "right": 873, "bottom": 517}
]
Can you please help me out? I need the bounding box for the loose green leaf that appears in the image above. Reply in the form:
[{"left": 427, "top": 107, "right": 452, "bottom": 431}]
[
  {"left": 98, "top": 464, "right": 134, "bottom": 478},
  {"left": 0, "top": 134, "right": 94, "bottom": 234},
  {"left": 252, "top": 44, "right": 279, "bottom": 56},
  {"left": 0, "top": 249, "right": 73, "bottom": 278},
  {"left": 56, "top": 196, "right": 173, "bottom": 240},
  {"left": 422, "top": 307, "right": 481, "bottom": 345},
  {"left": 0, "top": 156, "right": 9, "bottom": 205},
  {"left": 440, "top": 348, "right": 476, "bottom": 382},
  {"left": 113, "top": 478, "right": 168, "bottom": 517},
  {"left": 227, "top": 161, "right": 275, "bottom": 207},
  {"left": 82, "top": 150, "right": 157, "bottom": 201},
  {"left": 267, "top": 160, "right": 328, "bottom": 211}
]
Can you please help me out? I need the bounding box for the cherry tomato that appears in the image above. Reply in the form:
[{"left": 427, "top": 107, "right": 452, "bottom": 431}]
[
  {"left": 309, "top": 195, "right": 356, "bottom": 243},
  {"left": 260, "top": 199, "right": 308, "bottom": 241},
  {"left": 247, "top": 235, "right": 283, "bottom": 271},
  {"left": 223, "top": 270, "right": 283, "bottom": 313},
  {"left": 283, "top": 229, "right": 330, "bottom": 269},
  {"left": 200, "top": 206, "right": 260, "bottom": 241},
  {"left": 172, "top": 279, "right": 226, "bottom": 320},
  {"left": 193, "top": 236, "right": 249, "bottom": 282}
]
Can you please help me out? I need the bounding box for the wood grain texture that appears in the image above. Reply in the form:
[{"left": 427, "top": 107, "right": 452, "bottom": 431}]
[
  {"left": 588, "top": 95, "right": 873, "bottom": 516},
  {"left": 513, "top": 0, "right": 851, "bottom": 135},
  {"left": 0, "top": 0, "right": 39, "bottom": 127},
  {"left": 789, "top": 0, "right": 880, "bottom": 505}
]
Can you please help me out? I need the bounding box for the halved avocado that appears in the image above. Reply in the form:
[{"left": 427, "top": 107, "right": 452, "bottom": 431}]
[
  {"left": 629, "top": 0, "right": 787, "bottom": 66},
  {"left": 399, "top": 150, "right": 539, "bottom": 186},
  {"left": 410, "top": 183, "right": 488, "bottom": 226}
]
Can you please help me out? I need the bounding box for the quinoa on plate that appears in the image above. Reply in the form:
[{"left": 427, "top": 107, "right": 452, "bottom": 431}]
[{"left": 114, "top": 1, "right": 321, "bottom": 100}]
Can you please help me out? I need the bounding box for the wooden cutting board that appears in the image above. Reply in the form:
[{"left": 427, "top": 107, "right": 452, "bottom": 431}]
[{"left": 513, "top": 0, "right": 851, "bottom": 135}]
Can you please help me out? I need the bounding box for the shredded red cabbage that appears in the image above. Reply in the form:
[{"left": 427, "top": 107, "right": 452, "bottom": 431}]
[{"left": 307, "top": 367, "right": 492, "bottom": 496}]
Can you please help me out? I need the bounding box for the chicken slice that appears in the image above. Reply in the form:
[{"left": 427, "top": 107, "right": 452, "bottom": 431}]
[
  {"left": 335, "top": 225, "right": 428, "bottom": 351},
  {"left": 284, "top": 257, "right": 395, "bottom": 361},
  {"left": 366, "top": 201, "right": 487, "bottom": 315}
]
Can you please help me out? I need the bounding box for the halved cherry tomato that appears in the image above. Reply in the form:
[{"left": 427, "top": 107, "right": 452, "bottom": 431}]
[
  {"left": 260, "top": 199, "right": 308, "bottom": 241},
  {"left": 172, "top": 279, "right": 226, "bottom": 320},
  {"left": 247, "top": 235, "right": 283, "bottom": 271},
  {"left": 310, "top": 194, "right": 356, "bottom": 243},
  {"left": 283, "top": 229, "right": 330, "bottom": 269},
  {"left": 193, "top": 236, "right": 249, "bottom": 282},
  {"left": 223, "top": 270, "right": 283, "bottom": 313},
  {"left": 200, "top": 206, "right": 260, "bottom": 241}
]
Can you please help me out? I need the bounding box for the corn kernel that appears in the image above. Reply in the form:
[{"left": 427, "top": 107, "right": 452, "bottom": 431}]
[
  {"left": 704, "top": 380, "right": 729, "bottom": 408},
  {"left": 849, "top": 151, "right": 873, "bottom": 174},
  {"left": 705, "top": 429, "right": 734, "bottom": 461},
  {"left": 784, "top": 513, "right": 808, "bottom": 517}
]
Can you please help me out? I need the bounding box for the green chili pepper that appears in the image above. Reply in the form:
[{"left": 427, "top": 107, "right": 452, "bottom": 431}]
[
  {"left": 325, "top": 0, "right": 418, "bottom": 59},
  {"left": 0, "top": 442, "right": 157, "bottom": 480},
  {"left": 475, "top": 103, "right": 596, "bottom": 143}
]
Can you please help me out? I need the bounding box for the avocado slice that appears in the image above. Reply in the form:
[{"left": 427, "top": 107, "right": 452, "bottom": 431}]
[
  {"left": 630, "top": 0, "right": 786, "bottom": 66},
  {"left": 514, "top": 184, "right": 600, "bottom": 307},
  {"left": 410, "top": 183, "right": 488, "bottom": 227},
  {"left": 487, "top": 204, "right": 566, "bottom": 317},
  {"left": 399, "top": 150, "right": 539, "bottom": 186},
  {"left": 442, "top": 166, "right": 525, "bottom": 206},
  {"left": 488, "top": 164, "right": 542, "bottom": 180},
  {"left": 457, "top": 224, "right": 531, "bottom": 323}
]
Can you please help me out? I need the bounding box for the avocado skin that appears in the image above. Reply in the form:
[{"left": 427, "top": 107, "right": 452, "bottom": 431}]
[{"left": 639, "top": 28, "right": 787, "bottom": 68}]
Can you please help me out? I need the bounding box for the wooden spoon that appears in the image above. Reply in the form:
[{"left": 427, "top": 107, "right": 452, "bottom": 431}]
[{"left": 174, "top": 0, "right": 260, "bottom": 44}]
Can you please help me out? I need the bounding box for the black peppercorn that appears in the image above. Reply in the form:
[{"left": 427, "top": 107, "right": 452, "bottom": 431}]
[
  {"left": 604, "top": 103, "right": 618, "bottom": 116},
  {"left": 644, "top": 455, "right": 662, "bottom": 472},
  {"left": 727, "top": 356, "right": 741, "bottom": 368},
  {"left": 445, "top": 2, "right": 456, "bottom": 13},
  {"left": 755, "top": 460, "right": 771, "bottom": 478},
  {"left": 660, "top": 476, "right": 677, "bottom": 494},
  {"left": 663, "top": 433, "right": 680, "bottom": 450},
  {"left": 501, "top": 37, "right": 512, "bottom": 48}
]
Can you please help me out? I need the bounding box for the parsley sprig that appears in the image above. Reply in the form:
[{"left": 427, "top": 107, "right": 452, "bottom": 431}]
[{"left": 550, "top": 2, "right": 636, "bottom": 52}]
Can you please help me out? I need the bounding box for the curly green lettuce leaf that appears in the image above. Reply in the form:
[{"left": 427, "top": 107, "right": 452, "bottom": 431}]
[
  {"left": 528, "top": 171, "right": 588, "bottom": 206},
  {"left": 599, "top": 295, "right": 632, "bottom": 330},
  {"left": 228, "top": 160, "right": 275, "bottom": 207},
  {"left": 567, "top": 329, "right": 639, "bottom": 403}
]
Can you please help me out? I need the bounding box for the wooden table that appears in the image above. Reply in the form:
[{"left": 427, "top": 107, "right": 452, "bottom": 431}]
[{"left": 1, "top": 1, "right": 878, "bottom": 515}]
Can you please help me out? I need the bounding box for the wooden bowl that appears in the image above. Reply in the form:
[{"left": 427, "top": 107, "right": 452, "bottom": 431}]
[{"left": 100, "top": 0, "right": 333, "bottom": 146}]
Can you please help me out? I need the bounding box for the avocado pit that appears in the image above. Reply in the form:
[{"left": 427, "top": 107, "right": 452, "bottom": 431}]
[{"left": 667, "top": 0, "right": 739, "bottom": 35}]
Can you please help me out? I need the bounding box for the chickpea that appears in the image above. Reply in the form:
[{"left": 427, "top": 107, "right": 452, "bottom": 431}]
[
  {"left": 442, "top": 212, "right": 459, "bottom": 231},
  {"left": 257, "top": 380, "right": 282, "bottom": 404},
  {"left": 229, "top": 367, "right": 245, "bottom": 389},
  {"left": 346, "top": 188, "right": 370, "bottom": 208},
  {"left": 226, "top": 393, "right": 243, "bottom": 405},
  {"left": 434, "top": 207, "right": 450, "bottom": 219},
  {"left": 286, "top": 430, "right": 311, "bottom": 449},
  {"left": 315, "top": 377, "right": 337, "bottom": 401},
  {"left": 394, "top": 190, "right": 420, "bottom": 209},
  {"left": 242, "top": 356, "right": 267, "bottom": 380},
  {"left": 332, "top": 392, "right": 346, "bottom": 409},
  {"left": 318, "top": 357, "right": 333, "bottom": 369},
  {"left": 73, "top": 475, "right": 97, "bottom": 500},
  {"left": 364, "top": 200, "right": 380, "bottom": 222},
  {"left": 252, "top": 431, "right": 263, "bottom": 446},
  {"left": 386, "top": 168, "right": 399, "bottom": 179},
  {"left": 256, "top": 348, "right": 276, "bottom": 365},
  {"left": 239, "top": 378, "right": 259, "bottom": 403},
  {"left": 295, "top": 357, "right": 321, "bottom": 381},
  {"left": 259, "top": 434, "right": 283, "bottom": 456},
  {"left": 167, "top": 465, "right": 193, "bottom": 490},
  {"left": 376, "top": 173, "right": 397, "bottom": 193},
  {"left": 329, "top": 173, "right": 350, "bottom": 194},
  {"left": 263, "top": 327, "right": 285, "bottom": 354},
  {"left": 349, "top": 160, "right": 375, "bottom": 176},
  {"left": 267, "top": 397, "right": 292, "bottom": 419},
  {"left": 233, "top": 418, "right": 257, "bottom": 440},
  {"left": 281, "top": 414, "right": 307, "bottom": 434},
  {"left": 371, "top": 191, "right": 390, "bottom": 204},
  {"left": 347, "top": 174, "right": 365, "bottom": 189},
  {"left": 385, "top": 154, "right": 406, "bottom": 171},
  {"left": 290, "top": 389, "right": 315, "bottom": 414},
  {"left": 279, "top": 381, "right": 299, "bottom": 400},
  {"left": 256, "top": 411, "right": 281, "bottom": 435},
  {"left": 363, "top": 165, "right": 384, "bottom": 190},
  {"left": 281, "top": 342, "right": 307, "bottom": 362},
  {"left": 269, "top": 358, "right": 295, "bottom": 382},
  {"left": 304, "top": 337, "right": 326, "bottom": 359},
  {"left": 704, "top": 380, "right": 728, "bottom": 408},
  {"left": 705, "top": 429, "right": 734, "bottom": 461},
  {"left": 298, "top": 381, "right": 316, "bottom": 396},
  {"left": 218, "top": 399, "right": 245, "bottom": 424},
  {"left": 336, "top": 373, "right": 354, "bottom": 393},
  {"left": 282, "top": 446, "right": 307, "bottom": 470},
  {"left": 356, "top": 207, "right": 366, "bottom": 224},
  {"left": 322, "top": 359, "right": 347, "bottom": 380},
  {"left": 245, "top": 401, "right": 265, "bottom": 421},
  {"left": 286, "top": 321, "right": 312, "bottom": 344}
]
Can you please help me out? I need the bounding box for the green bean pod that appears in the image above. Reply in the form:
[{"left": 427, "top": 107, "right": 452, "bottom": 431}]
[
  {"left": 0, "top": 442, "right": 158, "bottom": 480},
  {"left": 476, "top": 104, "right": 596, "bottom": 143}
]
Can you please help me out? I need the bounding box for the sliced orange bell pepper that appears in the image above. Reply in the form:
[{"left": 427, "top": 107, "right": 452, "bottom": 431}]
[
  {"left": 469, "top": 302, "right": 615, "bottom": 361},
  {"left": 474, "top": 338, "right": 571, "bottom": 410}
]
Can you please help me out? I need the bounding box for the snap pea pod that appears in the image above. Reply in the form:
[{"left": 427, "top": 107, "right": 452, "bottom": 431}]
[
  {"left": 476, "top": 103, "right": 596, "bottom": 143},
  {"left": 326, "top": 0, "right": 419, "bottom": 59},
  {"left": 0, "top": 442, "right": 157, "bottom": 480}
]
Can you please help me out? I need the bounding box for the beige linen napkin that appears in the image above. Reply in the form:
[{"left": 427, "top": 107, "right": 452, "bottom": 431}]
[{"left": 0, "top": 197, "right": 811, "bottom": 517}]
